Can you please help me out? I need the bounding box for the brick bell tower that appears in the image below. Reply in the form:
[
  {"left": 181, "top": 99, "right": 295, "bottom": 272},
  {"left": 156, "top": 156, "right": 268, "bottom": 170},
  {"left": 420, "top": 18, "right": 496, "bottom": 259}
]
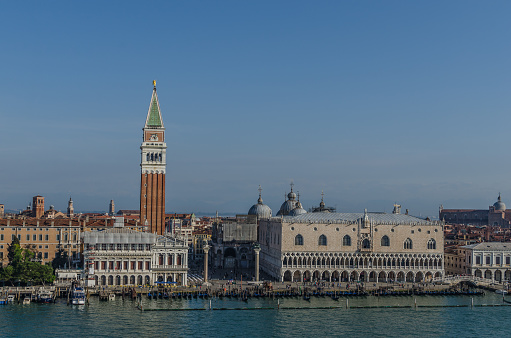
[{"left": 140, "top": 80, "right": 167, "bottom": 235}]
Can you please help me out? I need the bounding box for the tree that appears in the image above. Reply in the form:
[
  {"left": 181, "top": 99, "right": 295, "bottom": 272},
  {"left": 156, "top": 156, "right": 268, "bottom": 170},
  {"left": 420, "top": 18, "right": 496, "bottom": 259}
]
[
  {"left": 52, "top": 248, "right": 70, "bottom": 270},
  {"left": 0, "top": 237, "right": 55, "bottom": 286},
  {"left": 7, "top": 236, "right": 21, "bottom": 263}
]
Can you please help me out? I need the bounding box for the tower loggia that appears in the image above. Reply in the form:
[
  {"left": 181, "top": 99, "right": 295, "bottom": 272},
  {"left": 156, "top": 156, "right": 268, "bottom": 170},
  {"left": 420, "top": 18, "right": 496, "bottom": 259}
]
[{"left": 140, "top": 81, "right": 167, "bottom": 235}]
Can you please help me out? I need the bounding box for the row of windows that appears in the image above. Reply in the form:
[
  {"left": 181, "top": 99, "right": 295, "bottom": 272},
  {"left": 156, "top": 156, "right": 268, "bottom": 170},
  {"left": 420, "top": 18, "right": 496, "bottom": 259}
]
[
  {"left": 295, "top": 234, "right": 437, "bottom": 250},
  {"left": 97, "top": 261, "right": 151, "bottom": 270},
  {"left": 0, "top": 228, "right": 51, "bottom": 231},
  {"left": 475, "top": 256, "right": 511, "bottom": 265},
  {"left": 89, "top": 244, "right": 152, "bottom": 251},
  {"left": 2, "top": 234, "right": 77, "bottom": 242}
]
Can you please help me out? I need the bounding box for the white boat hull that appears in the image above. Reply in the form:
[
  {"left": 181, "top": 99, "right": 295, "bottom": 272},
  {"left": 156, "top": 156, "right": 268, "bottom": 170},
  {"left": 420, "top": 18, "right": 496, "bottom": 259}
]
[{"left": 72, "top": 299, "right": 86, "bottom": 305}]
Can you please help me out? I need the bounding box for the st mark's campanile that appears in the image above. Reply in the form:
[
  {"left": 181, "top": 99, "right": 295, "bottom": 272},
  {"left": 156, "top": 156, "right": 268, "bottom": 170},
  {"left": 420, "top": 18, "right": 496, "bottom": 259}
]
[{"left": 140, "top": 81, "right": 166, "bottom": 235}]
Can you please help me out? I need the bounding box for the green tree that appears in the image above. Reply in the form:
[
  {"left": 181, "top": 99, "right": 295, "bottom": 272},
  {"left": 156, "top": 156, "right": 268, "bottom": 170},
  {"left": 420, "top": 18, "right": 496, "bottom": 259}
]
[
  {"left": 52, "top": 248, "right": 70, "bottom": 270},
  {"left": 0, "top": 237, "right": 55, "bottom": 286}
]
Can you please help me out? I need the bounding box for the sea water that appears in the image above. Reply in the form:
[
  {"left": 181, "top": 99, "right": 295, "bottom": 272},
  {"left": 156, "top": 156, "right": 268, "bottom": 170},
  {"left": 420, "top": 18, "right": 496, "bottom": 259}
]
[{"left": 0, "top": 293, "right": 508, "bottom": 337}]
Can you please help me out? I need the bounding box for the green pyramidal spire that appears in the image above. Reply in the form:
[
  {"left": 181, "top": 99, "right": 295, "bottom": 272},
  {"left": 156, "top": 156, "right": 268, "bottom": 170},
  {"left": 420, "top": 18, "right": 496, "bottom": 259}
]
[{"left": 145, "top": 81, "right": 164, "bottom": 128}]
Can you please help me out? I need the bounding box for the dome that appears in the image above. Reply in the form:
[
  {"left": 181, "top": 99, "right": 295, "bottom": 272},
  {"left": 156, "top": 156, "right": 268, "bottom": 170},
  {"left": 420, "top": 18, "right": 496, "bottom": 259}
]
[
  {"left": 248, "top": 203, "right": 272, "bottom": 218},
  {"left": 248, "top": 186, "right": 272, "bottom": 218},
  {"left": 287, "top": 190, "right": 297, "bottom": 200},
  {"left": 289, "top": 201, "right": 307, "bottom": 216},
  {"left": 494, "top": 194, "right": 506, "bottom": 211},
  {"left": 277, "top": 200, "right": 297, "bottom": 216}
]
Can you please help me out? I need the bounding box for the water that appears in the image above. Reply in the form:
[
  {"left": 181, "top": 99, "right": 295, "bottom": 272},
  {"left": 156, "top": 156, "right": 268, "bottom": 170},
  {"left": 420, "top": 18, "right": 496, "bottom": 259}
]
[{"left": 1, "top": 294, "right": 509, "bottom": 337}]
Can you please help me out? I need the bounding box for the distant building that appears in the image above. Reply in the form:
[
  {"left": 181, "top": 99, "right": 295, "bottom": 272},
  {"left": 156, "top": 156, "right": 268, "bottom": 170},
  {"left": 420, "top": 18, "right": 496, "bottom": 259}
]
[
  {"left": 82, "top": 217, "right": 188, "bottom": 286},
  {"left": 67, "top": 197, "right": 74, "bottom": 218},
  {"left": 192, "top": 228, "right": 212, "bottom": 261},
  {"left": 109, "top": 200, "right": 115, "bottom": 216},
  {"left": 32, "top": 195, "right": 44, "bottom": 219},
  {"left": 0, "top": 204, "right": 4, "bottom": 218},
  {"left": 117, "top": 210, "right": 140, "bottom": 217},
  {"left": 43, "top": 205, "right": 66, "bottom": 219},
  {"left": 440, "top": 194, "right": 511, "bottom": 227}
]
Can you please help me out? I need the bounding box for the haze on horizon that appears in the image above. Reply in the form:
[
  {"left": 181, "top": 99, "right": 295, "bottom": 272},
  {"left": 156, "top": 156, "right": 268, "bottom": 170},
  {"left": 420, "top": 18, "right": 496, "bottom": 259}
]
[{"left": 1, "top": 1, "right": 510, "bottom": 219}]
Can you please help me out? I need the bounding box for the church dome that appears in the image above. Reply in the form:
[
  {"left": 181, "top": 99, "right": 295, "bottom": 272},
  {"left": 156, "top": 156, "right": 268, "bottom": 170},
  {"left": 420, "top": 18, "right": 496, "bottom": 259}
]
[
  {"left": 248, "top": 186, "right": 272, "bottom": 218},
  {"left": 287, "top": 190, "right": 297, "bottom": 200},
  {"left": 494, "top": 194, "right": 506, "bottom": 211},
  {"left": 289, "top": 201, "right": 307, "bottom": 216},
  {"left": 277, "top": 200, "right": 297, "bottom": 216}
]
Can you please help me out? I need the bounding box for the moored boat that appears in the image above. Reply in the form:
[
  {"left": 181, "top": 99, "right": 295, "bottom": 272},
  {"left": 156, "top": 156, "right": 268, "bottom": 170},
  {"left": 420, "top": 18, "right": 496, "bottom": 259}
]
[
  {"left": 37, "top": 291, "right": 54, "bottom": 304},
  {"left": 72, "top": 287, "right": 86, "bottom": 305}
]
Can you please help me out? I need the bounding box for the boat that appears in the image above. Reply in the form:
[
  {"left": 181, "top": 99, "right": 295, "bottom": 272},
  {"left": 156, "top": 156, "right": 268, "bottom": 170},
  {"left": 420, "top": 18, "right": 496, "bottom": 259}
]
[
  {"left": 108, "top": 293, "right": 115, "bottom": 301},
  {"left": 496, "top": 289, "right": 508, "bottom": 295},
  {"left": 72, "top": 287, "right": 86, "bottom": 305},
  {"left": 7, "top": 295, "right": 15, "bottom": 303},
  {"left": 37, "top": 291, "right": 54, "bottom": 303},
  {"left": 0, "top": 298, "right": 7, "bottom": 305},
  {"left": 22, "top": 297, "right": 31, "bottom": 305}
]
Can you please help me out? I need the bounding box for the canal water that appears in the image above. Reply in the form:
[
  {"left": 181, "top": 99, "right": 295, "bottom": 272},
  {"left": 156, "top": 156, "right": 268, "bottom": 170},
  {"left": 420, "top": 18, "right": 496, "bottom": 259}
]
[{"left": 0, "top": 293, "right": 509, "bottom": 337}]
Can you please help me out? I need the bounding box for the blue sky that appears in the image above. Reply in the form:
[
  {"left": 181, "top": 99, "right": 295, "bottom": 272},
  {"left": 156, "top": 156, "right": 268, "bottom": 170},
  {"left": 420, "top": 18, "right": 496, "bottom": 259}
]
[{"left": 0, "top": 1, "right": 510, "bottom": 218}]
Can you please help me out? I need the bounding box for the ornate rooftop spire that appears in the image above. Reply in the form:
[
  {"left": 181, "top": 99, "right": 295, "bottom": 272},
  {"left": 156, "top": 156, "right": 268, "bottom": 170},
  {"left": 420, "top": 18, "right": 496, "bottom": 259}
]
[
  {"left": 145, "top": 80, "right": 164, "bottom": 128},
  {"left": 258, "top": 185, "right": 263, "bottom": 204}
]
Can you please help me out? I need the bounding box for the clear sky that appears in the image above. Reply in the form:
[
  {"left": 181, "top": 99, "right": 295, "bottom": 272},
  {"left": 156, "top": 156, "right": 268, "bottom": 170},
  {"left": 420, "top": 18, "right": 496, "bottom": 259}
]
[{"left": 1, "top": 1, "right": 510, "bottom": 218}]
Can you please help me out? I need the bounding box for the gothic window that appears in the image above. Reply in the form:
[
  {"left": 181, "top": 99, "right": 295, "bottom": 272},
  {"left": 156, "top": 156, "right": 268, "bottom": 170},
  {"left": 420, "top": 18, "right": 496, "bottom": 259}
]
[
  {"left": 295, "top": 234, "right": 304, "bottom": 246},
  {"left": 319, "top": 234, "right": 327, "bottom": 246},
  {"left": 404, "top": 238, "right": 413, "bottom": 250},
  {"left": 427, "top": 238, "right": 436, "bottom": 250},
  {"left": 343, "top": 235, "right": 351, "bottom": 246},
  {"left": 381, "top": 235, "right": 390, "bottom": 247},
  {"left": 362, "top": 238, "right": 371, "bottom": 249}
]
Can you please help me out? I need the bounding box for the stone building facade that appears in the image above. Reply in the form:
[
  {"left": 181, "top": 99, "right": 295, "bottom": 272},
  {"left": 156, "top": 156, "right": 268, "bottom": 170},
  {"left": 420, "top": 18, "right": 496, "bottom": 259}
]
[
  {"left": 259, "top": 211, "right": 444, "bottom": 283},
  {"left": 461, "top": 242, "right": 511, "bottom": 282},
  {"left": 0, "top": 219, "right": 83, "bottom": 267},
  {"left": 82, "top": 218, "right": 188, "bottom": 287},
  {"left": 211, "top": 215, "right": 258, "bottom": 270}
]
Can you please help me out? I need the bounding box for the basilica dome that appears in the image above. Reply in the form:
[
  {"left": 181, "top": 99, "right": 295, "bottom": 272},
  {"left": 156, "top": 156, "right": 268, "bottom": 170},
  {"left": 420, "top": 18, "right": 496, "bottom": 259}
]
[
  {"left": 248, "top": 187, "right": 272, "bottom": 219},
  {"left": 277, "top": 200, "right": 297, "bottom": 216},
  {"left": 276, "top": 183, "right": 299, "bottom": 216},
  {"left": 289, "top": 201, "right": 307, "bottom": 216},
  {"left": 494, "top": 194, "right": 506, "bottom": 211}
]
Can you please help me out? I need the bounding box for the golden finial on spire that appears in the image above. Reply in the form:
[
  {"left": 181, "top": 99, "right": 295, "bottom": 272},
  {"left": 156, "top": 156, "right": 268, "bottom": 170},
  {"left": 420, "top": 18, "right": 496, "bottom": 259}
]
[{"left": 153, "top": 80, "right": 156, "bottom": 88}]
